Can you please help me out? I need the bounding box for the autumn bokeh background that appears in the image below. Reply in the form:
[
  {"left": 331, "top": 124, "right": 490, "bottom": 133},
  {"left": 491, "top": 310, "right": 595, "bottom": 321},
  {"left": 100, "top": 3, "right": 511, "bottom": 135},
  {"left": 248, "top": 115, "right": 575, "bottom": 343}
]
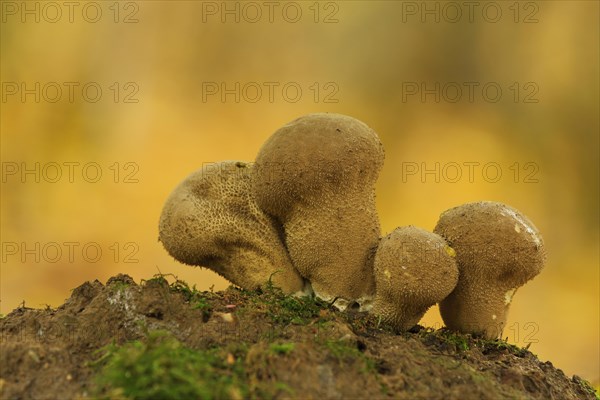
[{"left": 1, "top": 0, "right": 598, "bottom": 384}]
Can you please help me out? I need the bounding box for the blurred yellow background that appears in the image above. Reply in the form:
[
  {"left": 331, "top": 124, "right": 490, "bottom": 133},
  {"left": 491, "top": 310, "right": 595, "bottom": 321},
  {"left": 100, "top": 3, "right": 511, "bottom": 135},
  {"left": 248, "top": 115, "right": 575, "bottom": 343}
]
[{"left": 1, "top": 0, "right": 598, "bottom": 385}]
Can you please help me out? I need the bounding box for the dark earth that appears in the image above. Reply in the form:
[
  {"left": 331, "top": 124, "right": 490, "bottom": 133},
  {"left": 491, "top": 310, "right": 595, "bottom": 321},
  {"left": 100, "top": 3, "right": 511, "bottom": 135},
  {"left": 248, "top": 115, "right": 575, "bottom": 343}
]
[{"left": 0, "top": 273, "right": 597, "bottom": 400}]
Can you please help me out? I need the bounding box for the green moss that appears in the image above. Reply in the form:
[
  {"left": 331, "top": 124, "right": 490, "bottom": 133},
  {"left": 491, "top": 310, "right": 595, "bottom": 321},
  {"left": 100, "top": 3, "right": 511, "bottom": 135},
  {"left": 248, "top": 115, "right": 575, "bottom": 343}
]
[
  {"left": 441, "top": 331, "right": 470, "bottom": 352},
  {"left": 91, "top": 331, "right": 248, "bottom": 400},
  {"left": 479, "top": 338, "right": 528, "bottom": 356},
  {"left": 414, "top": 327, "right": 538, "bottom": 360},
  {"left": 142, "top": 274, "right": 170, "bottom": 288},
  {"left": 246, "top": 279, "right": 328, "bottom": 326},
  {"left": 574, "top": 377, "right": 600, "bottom": 400},
  {"left": 192, "top": 297, "right": 212, "bottom": 321},
  {"left": 170, "top": 279, "right": 203, "bottom": 301},
  {"left": 269, "top": 342, "right": 295, "bottom": 355},
  {"left": 269, "top": 343, "right": 296, "bottom": 354},
  {"left": 108, "top": 281, "right": 131, "bottom": 294}
]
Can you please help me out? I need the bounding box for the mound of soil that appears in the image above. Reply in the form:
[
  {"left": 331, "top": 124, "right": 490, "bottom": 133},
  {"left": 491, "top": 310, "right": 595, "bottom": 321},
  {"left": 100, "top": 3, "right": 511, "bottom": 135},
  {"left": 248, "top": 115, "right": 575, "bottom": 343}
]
[{"left": 0, "top": 274, "right": 597, "bottom": 400}]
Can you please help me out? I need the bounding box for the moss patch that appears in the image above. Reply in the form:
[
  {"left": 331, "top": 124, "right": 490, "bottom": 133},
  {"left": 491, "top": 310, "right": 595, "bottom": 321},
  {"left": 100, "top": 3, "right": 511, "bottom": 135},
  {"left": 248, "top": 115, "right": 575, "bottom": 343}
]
[{"left": 91, "top": 330, "right": 249, "bottom": 400}]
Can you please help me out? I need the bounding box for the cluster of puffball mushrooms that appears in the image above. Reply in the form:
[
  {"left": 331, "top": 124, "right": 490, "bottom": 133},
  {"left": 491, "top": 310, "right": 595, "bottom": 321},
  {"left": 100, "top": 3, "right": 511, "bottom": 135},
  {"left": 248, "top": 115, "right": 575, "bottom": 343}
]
[{"left": 159, "top": 113, "right": 546, "bottom": 339}]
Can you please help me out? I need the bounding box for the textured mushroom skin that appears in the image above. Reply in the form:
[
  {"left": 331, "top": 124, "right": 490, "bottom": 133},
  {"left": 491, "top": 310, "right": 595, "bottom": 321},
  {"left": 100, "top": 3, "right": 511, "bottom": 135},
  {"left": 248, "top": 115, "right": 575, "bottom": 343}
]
[
  {"left": 373, "top": 226, "right": 459, "bottom": 330},
  {"left": 434, "top": 201, "right": 546, "bottom": 338},
  {"left": 253, "top": 113, "right": 384, "bottom": 305},
  {"left": 159, "top": 161, "right": 306, "bottom": 294}
]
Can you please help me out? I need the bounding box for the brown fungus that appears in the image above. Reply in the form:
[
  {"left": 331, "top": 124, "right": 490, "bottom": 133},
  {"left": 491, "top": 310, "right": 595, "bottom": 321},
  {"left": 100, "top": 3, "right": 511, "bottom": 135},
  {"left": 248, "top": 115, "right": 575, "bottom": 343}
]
[
  {"left": 253, "top": 113, "right": 384, "bottom": 309},
  {"left": 159, "top": 161, "right": 307, "bottom": 294},
  {"left": 373, "top": 226, "right": 459, "bottom": 330},
  {"left": 434, "top": 201, "right": 546, "bottom": 339}
]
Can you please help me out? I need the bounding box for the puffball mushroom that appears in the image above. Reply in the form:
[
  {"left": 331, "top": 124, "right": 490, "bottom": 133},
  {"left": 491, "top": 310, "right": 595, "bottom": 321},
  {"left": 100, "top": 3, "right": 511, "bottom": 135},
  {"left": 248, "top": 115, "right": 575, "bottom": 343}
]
[
  {"left": 159, "top": 161, "right": 307, "bottom": 295},
  {"left": 373, "top": 226, "right": 459, "bottom": 330},
  {"left": 253, "top": 113, "right": 385, "bottom": 309},
  {"left": 434, "top": 201, "right": 546, "bottom": 339}
]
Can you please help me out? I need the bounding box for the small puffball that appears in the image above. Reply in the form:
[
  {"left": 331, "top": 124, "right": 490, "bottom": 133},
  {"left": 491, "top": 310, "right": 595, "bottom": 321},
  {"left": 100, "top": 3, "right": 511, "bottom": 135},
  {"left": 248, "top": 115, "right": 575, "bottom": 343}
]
[
  {"left": 159, "top": 161, "right": 306, "bottom": 294},
  {"left": 373, "top": 226, "right": 459, "bottom": 331},
  {"left": 434, "top": 201, "right": 546, "bottom": 339}
]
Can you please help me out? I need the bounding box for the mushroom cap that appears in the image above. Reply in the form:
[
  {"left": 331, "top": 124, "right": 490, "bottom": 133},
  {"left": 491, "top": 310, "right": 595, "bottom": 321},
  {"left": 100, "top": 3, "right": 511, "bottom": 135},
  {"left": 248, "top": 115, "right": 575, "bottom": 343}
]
[
  {"left": 158, "top": 161, "right": 305, "bottom": 294},
  {"left": 433, "top": 201, "right": 545, "bottom": 286},
  {"left": 373, "top": 226, "right": 459, "bottom": 330},
  {"left": 433, "top": 201, "right": 546, "bottom": 338},
  {"left": 253, "top": 113, "right": 385, "bottom": 220}
]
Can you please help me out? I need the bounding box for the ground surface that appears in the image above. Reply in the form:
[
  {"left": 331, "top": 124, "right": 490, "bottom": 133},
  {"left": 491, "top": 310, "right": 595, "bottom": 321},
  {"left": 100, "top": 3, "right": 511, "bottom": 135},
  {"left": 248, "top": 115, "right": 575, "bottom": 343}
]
[{"left": 0, "top": 274, "right": 597, "bottom": 400}]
